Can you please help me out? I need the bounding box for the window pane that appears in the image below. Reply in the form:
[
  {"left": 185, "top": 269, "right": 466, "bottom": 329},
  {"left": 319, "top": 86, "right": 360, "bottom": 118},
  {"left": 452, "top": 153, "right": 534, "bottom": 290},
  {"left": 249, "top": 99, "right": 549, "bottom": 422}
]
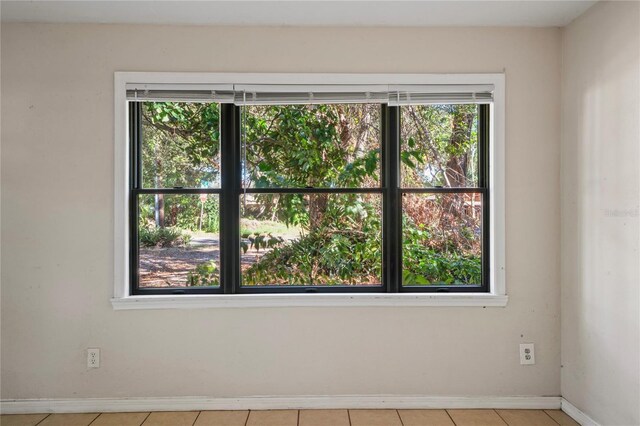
[
  {"left": 402, "top": 193, "right": 482, "bottom": 286},
  {"left": 141, "top": 102, "right": 221, "bottom": 189},
  {"left": 401, "top": 104, "right": 479, "bottom": 188},
  {"left": 240, "top": 193, "right": 382, "bottom": 286},
  {"left": 242, "top": 104, "right": 381, "bottom": 189},
  {"left": 138, "top": 194, "right": 220, "bottom": 288}
]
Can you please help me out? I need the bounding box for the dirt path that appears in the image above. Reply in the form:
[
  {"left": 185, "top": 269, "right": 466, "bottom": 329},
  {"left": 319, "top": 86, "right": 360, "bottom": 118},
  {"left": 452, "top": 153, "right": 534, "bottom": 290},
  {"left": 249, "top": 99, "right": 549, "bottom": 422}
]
[{"left": 139, "top": 234, "right": 279, "bottom": 287}]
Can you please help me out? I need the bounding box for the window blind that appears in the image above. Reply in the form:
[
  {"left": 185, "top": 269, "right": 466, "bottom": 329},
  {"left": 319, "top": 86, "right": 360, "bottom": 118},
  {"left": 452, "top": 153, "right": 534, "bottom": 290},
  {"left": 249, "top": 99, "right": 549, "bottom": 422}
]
[
  {"left": 125, "top": 83, "right": 235, "bottom": 102},
  {"left": 126, "top": 83, "right": 494, "bottom": 105},
  {"left": 233, "top": 84, "right": 389, "bottom": 105},
  {"left": 388, "top": 84, "right": 494, "bottom": 105}
]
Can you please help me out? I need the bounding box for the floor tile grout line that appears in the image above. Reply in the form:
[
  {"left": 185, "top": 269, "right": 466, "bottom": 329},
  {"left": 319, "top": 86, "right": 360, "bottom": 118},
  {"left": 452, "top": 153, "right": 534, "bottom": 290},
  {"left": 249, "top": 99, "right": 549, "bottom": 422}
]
[
  {"left": 347, "top": 409, "right": 352, "bottom": 426},
  {"left": 140, "top": 411, "right": 152, "bottom": 426},
  {"left": 244, "top": 409, "right": 251, "bottom": 426},
  {"left": 87, "top": 412, "right": 102, "bottom": 426},
  {"left": 34, "top": 413, "right": 51, "bottom": 426},
  {"left": 445, "top": 409, "right": 457, "bottom": 425},
  {"left": 542, "top": 409, "right": 563, "bottom": 425},
  {"left": 493, "top": 409, "right": 509, "bottom": 425},
  {"left": 297, "top": 409, "right": 300, "bottom": 426},
  {"left": 192, "top": 410, "right": 202, "bottom": 426},
  {"left": 396, "top": 409, "right": 405, "bottom": 426}
]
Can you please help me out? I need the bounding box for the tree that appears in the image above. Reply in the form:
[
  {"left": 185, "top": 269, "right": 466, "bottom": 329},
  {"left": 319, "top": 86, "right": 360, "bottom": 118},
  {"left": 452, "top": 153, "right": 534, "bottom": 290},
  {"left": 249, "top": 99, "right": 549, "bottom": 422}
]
[
  {"left": 243, "top": 104, "right": 380, "bottom": 229},
  {"left": 141, "top": 102, "right": 221, "bottom": 228},
  {"left": 401, "top": 104, "right": 478, "bottom": 188}
]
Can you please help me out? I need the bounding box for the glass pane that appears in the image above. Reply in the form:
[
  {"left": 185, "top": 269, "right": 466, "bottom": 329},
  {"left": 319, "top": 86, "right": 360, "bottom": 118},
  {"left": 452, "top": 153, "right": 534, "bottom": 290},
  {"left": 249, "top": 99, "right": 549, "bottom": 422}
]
[
  {"left": 240, "top": 193, "right": 382, "bottom": 286},
  {"left": 138, "top": 194, "right": 220, "bottom": 288},
  {"left": 402, "top": 193, "right": 482, "bottom": 286},
  {"left": 141, "top": 102, "right": 221, "bottom": 189},
  {"left": 401, "top": 104, "right": 479, "bottom": 188},
  {"left": 242, "top": 104, "right": 381, "bottom": 189}
]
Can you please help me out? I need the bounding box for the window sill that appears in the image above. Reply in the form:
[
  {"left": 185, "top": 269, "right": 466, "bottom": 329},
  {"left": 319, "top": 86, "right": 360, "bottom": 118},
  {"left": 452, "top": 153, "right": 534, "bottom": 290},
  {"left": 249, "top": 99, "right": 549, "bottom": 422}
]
[{"left": 111, "top": 293, "right": 508, "bottom": 310}]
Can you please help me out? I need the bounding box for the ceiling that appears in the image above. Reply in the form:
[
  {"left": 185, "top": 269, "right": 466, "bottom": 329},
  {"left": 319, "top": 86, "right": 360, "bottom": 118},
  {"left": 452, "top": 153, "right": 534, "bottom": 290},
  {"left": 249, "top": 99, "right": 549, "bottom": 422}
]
[{"left": 0, "top": 1, "right": 596, "bottom": 27}]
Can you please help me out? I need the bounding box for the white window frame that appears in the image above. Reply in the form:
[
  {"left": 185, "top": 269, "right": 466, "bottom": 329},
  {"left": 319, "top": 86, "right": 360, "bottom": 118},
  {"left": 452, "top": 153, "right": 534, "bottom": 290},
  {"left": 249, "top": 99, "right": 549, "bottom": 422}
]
[{"left": 112, "top": 72, "right": 506, "bottom": 310}]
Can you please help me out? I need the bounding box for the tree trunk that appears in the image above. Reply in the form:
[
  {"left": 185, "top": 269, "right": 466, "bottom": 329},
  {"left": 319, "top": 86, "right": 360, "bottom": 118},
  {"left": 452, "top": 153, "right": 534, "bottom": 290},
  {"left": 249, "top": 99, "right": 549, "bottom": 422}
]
[
  {"left": 308, "top": 194, "right": 328, "bottom": 230},
  {"left": 445, "top": 108, "right": 474, "bottom": 188},
  {"left": 153, "top": 142, "right": 165, "bottom": 227},
  {"left": 306, "top": 105, "right": 349, "bottom": 230},
  {"left": 442, "top": 107, "right": 475, "bottom": 223},
  {"left": 154, "top": 194, "right": 165, "bottom": 227}
]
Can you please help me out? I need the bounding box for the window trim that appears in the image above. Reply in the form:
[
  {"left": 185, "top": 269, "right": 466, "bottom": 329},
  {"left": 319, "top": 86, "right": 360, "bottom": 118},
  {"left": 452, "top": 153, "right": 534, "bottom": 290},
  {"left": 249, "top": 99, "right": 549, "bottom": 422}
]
[{"left": 113, "top": 72, "right": 506, "bottom": 308}]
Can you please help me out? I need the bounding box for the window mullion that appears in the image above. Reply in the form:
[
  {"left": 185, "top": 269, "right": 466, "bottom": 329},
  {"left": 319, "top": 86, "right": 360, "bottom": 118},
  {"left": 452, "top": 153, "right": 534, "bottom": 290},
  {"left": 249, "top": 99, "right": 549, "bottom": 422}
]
[
  {"left": 220, "top": 104, "right": 241, "bottom": 294},
  {"left": 479, "top": 104, "right": 491, "bottom": 292},
  {"left": 384, "top": 105, "right": 401, "bottom": 293},
  {"left": 129, "top": 102, "right": 142, "bottom": 295}
]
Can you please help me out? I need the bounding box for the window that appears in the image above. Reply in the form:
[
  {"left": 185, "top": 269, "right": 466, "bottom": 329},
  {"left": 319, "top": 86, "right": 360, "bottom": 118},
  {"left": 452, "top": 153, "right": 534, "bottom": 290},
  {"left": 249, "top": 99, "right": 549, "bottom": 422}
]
[
  {"left": 239, "top": 104, "right": 383, "bottom": 291},
  {"left": 114, "top": 73, "right": 506, "bottom": 306},
  {"left": 399, "top": 104, "right": 489, "bottom": 291}
]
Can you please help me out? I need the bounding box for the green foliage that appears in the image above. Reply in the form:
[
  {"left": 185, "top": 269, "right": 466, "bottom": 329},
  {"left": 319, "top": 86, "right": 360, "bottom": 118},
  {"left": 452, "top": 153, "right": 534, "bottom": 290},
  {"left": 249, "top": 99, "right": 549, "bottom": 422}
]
[
  {"left": 242, "top": 194, "right": 382, "bottom": 286},
  {"left": 138, "top": 194, "right": 219, "bottom": 234},
  {"left": 402, "top": 220, "right": 481, "bottom": 285},
  {"left": 239, "top": 219, "right": 480, "bottom": 287},
  {"left": 187, "top": 261, "right": 219, "bottom": 287},
  {"left": 139, "top": 226, "right": 191, "bottom": 248},
  {"left": 174, "top": 195, "right": 219, "bottom": 233},
  {"left": 240, "top": 219, "right": 299, "bottom": 236},
  {"left": 141, "top": 101, "right": 483, "bottom": 288},
  {"left": 142, "top": 102, "right": 221, "bottom": 189},
  {"left": 244, "top": 104, "right": 380, "bottom": 227},
  {"left": 278, "top": 194, "right": 309, "bottom": 228},
  {"left": 240, "top": 232, "right": 285, "bottom": 254},
  {"left": 201, "top": 196, "right": 220, "bottom": 233},
  {"left": 245, "top": 104, "right": 379, "bottom": 188},
  {"left": 242, "top": 229, "right": 381, "bottom": 286},
  {"left": 402, "top": 253, "right": 481, "bottom": 285},
  {"left": 401, "top": 104, "right": 478, "bottom": 187}
]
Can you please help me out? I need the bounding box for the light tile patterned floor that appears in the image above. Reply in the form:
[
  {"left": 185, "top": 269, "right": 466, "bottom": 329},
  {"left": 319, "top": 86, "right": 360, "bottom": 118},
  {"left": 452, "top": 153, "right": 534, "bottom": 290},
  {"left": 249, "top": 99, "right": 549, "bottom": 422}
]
[{"left": 0, "top": 409, "right": 579, "bottom": 426}]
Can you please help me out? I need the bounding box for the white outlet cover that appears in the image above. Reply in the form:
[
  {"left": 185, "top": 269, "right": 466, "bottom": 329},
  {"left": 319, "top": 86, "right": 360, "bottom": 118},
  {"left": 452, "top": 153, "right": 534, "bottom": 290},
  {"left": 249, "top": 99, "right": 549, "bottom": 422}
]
[
  {"left": 519, "top": 343, "right": 535, "bottom": 365},
  {"left": 87, "top": 348, "right": 100, "bottom": 368}
]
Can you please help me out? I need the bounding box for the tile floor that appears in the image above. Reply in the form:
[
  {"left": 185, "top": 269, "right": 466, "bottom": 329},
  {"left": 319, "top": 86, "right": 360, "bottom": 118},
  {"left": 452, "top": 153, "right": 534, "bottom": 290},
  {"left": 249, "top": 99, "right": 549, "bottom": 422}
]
[{"left": 0, "top": 409, "right": 579, "bottom": 426}]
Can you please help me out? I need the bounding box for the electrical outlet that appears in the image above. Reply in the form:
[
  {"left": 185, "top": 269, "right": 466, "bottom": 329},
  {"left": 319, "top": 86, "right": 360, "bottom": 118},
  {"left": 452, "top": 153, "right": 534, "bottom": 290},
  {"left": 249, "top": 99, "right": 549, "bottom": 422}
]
[
  {"left": 87, "top": 348, "right": 100, "bottom": 368},
  {"left": 519, "top": 343, "right": 535, "bottom": 365}
]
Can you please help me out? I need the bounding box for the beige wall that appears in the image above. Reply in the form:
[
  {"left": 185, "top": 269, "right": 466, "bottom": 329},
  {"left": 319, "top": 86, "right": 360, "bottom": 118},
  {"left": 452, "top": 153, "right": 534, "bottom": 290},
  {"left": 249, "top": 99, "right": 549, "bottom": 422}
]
[
  {"left": 1, "top": 24, "right": 561, "bottom": 399},
  {"left": 561, "top": 2, "right": 640, "bottom": 425}
]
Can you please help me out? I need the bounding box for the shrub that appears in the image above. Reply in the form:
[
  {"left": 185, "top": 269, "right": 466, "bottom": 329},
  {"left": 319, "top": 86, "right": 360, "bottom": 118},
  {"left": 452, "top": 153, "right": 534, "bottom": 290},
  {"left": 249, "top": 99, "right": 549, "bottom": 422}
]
[
  {"left": 187, "top": 261, "right": 219, "bottom": 287},
  {"left": 240, "top": 232, "right": 285, "bottom": 253},
  {"left": 402, "top": 221, "right": 481, "bottom": 285},
  {"left": 139, "top": 226, "right": 191, "bottom": 248},
  {"left": 402, "top": 248, "right": 481, "bottom": 285},
  {"left": 242, "top": 229, "right": 381, "bottom": 285}
]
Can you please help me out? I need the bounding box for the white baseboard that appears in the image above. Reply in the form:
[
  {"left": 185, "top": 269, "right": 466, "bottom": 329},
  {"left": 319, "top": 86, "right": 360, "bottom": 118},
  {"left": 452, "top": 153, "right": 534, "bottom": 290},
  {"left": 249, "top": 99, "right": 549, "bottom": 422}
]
[
  {"left": 1, "top": 395, "right": 561, "bottom": 414},
  {"left": 561, "top": 398, "right": 601, "bottom": 426}
]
